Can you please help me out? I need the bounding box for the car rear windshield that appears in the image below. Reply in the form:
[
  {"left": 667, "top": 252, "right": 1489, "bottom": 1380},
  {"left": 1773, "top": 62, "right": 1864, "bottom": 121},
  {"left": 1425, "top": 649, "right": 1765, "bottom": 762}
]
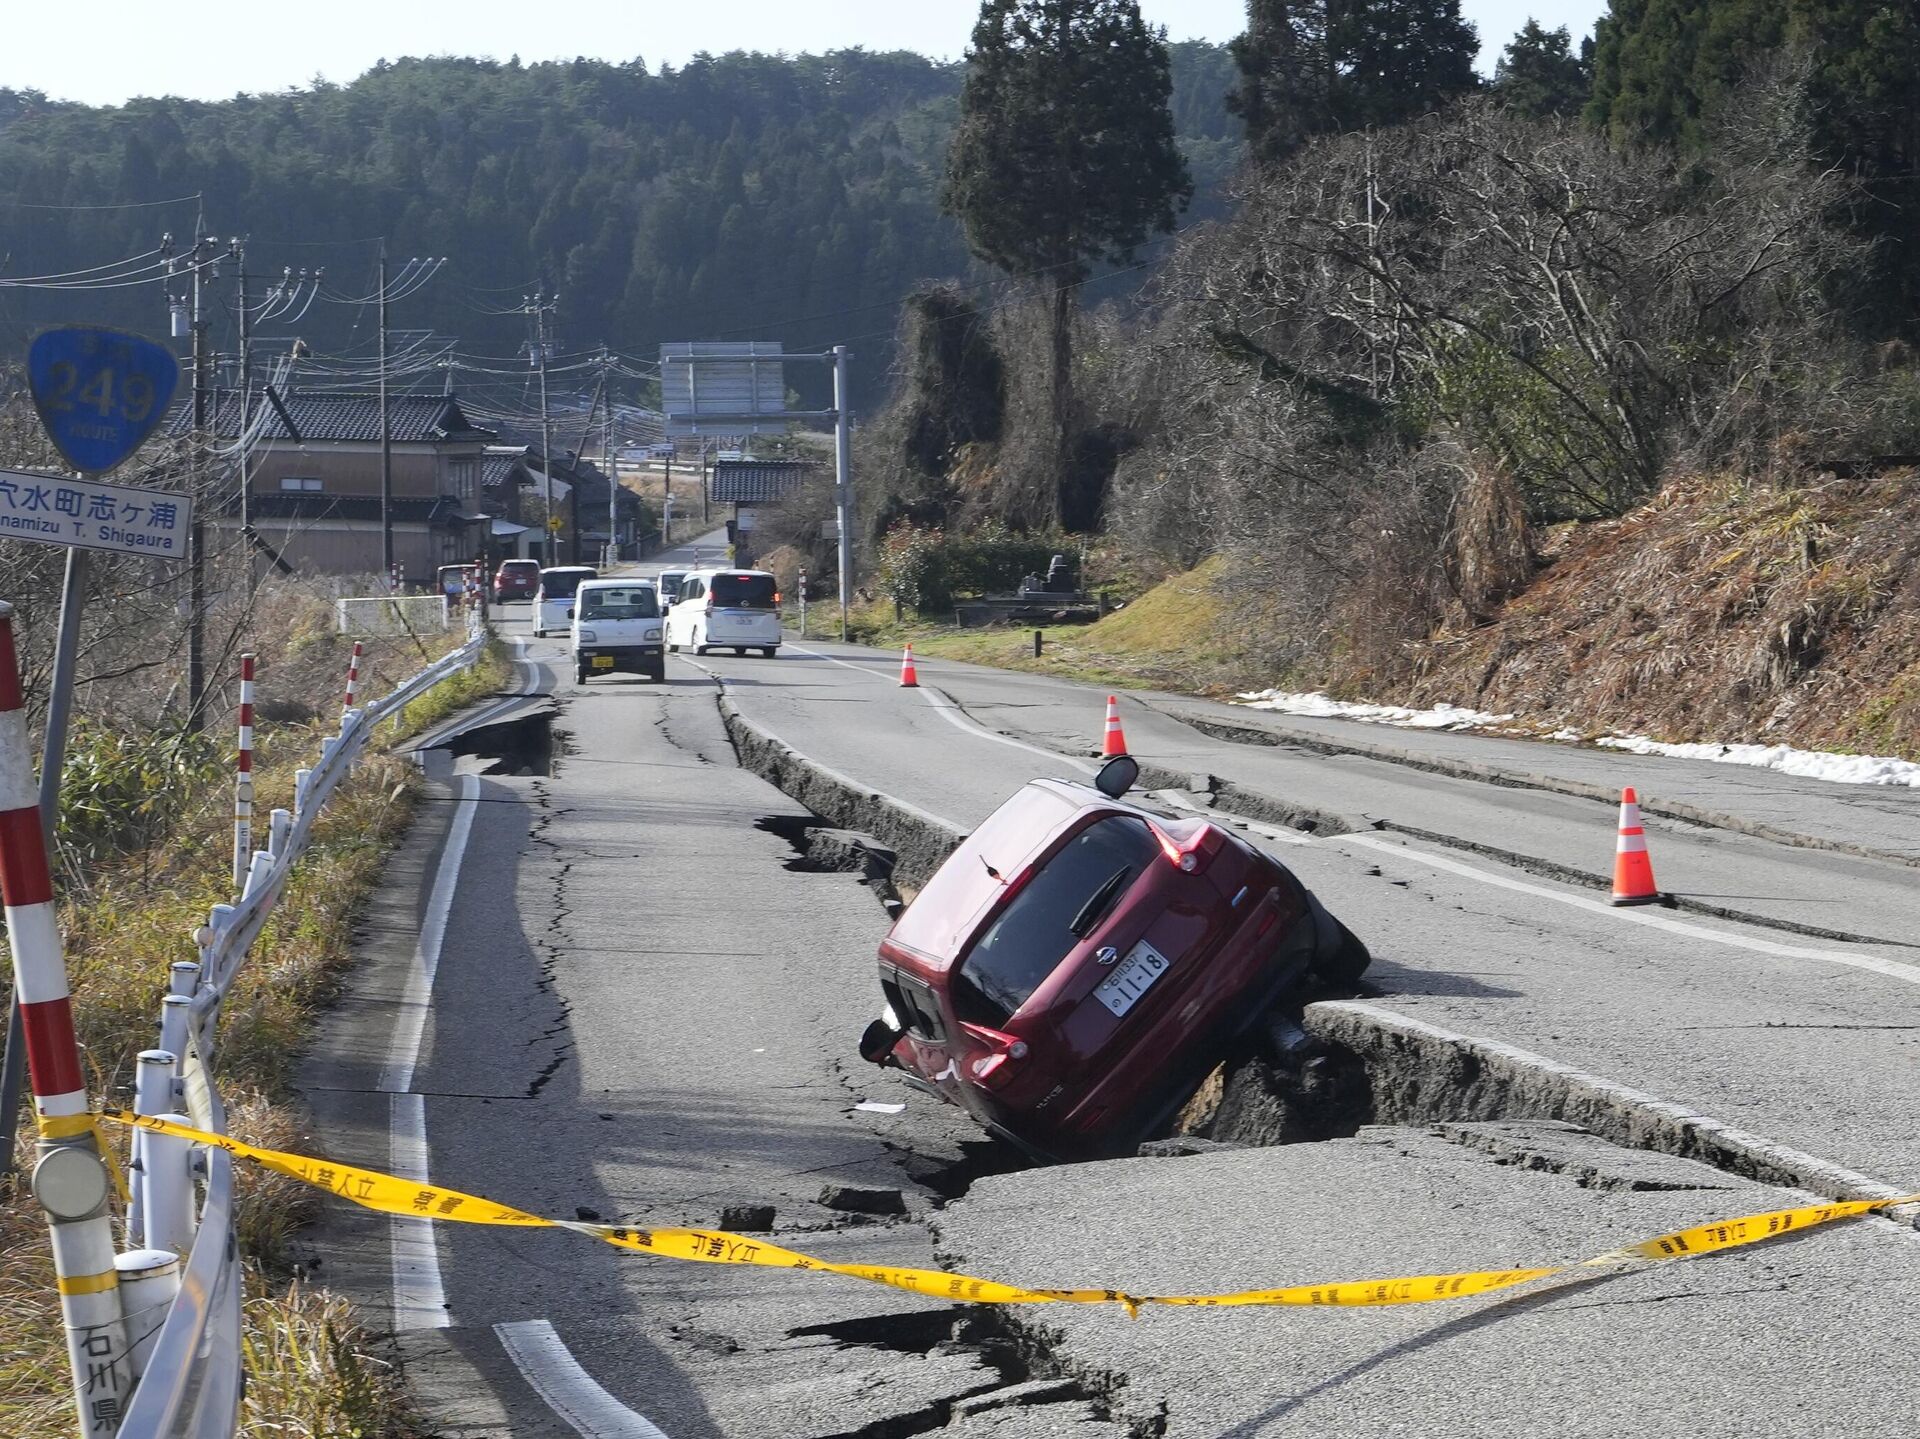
[
  {"left": 711, "top": 573, "right": 777, "bottom": 609},
  {"left": 503, "top": 560, "right": 539, "bottom": 574},
  {"left": 539, "top": 569, "right": 596, "bottom": 598},
  {"left": 951, "top": 815, "right": 1159, "bottom": 1028},
  {"left": 579, "top": 586, "right": 658, "bottom": 620}
]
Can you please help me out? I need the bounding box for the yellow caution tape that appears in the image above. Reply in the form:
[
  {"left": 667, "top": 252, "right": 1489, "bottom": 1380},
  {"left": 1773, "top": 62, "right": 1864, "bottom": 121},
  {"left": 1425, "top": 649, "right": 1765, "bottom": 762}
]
[{"left": 102, "top": 1111, "right": 1917, "bottom": 1317}]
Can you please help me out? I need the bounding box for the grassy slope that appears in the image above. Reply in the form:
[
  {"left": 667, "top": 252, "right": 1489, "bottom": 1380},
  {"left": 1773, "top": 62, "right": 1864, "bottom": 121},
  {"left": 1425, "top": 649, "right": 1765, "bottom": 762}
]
[{"left": 845, "top": 557, "right": 1269, "bottom": 694}]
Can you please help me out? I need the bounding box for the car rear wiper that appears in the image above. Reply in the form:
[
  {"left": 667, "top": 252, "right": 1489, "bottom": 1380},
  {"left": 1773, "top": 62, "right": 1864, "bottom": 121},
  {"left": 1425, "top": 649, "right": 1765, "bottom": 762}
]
[{"left": 1069, "top": 866, "right": 1133, "bottom": 938}]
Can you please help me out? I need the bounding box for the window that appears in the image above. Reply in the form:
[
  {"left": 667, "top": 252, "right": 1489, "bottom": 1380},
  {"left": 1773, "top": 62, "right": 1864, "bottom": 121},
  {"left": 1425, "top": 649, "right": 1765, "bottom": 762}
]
[
  {"left": 279, "top": 476, "right": 323, "bottom": 492},
  {"left": 537, "top": 568, "right": 596, "bottom": 599},
  {"left": 578, "top": 586, "right": 658, "bottom": 621},
  {"left": 711, "top": 572, "right": 776, "bottom": 609},
  {"left": 951, "top": 816, "right": 1158, "bottom": 1028},
  {"left": 448, "top": 457, "right": 476, "bottom": 499}
]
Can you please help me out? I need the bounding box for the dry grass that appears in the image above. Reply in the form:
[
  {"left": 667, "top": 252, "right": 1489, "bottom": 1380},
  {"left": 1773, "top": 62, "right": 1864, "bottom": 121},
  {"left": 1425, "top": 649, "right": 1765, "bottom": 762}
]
[
  {"left": 1398, "top": 469, "right": 1920, "bottom": 756},
  {"left": 832, "top": 557, "right": 1269, "bottom": 694},
  {"left": 0, "top": 590, "right": 505, "bottom": 1438}
]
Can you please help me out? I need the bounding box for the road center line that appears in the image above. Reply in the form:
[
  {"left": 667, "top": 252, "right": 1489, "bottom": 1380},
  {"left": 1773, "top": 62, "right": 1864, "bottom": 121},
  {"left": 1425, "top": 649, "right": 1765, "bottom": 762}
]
[
  {"left": 1342, "top": 831, "right": 1920, "bottom": 987},
  {"left": 495, "top": 1319, "right": 673, "bottom": 1439}
]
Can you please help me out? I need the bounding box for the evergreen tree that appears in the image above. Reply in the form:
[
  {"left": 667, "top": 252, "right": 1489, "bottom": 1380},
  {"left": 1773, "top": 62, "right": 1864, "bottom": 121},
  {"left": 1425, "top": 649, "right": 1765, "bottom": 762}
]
[
  {"left": 1227, "top": 0, "right": 1331, "bottom": 166},
  {"left": 1493, "top": 19, "right": 1591, "bottom": 118},
  {"left": 1325, "top": 0, "right": 1480, "bottom": 129},
  {"left": 1584, "top": 0, "right": 1787, "bottom": 147},
  {"left": 1228, "top": 0, "right": 1478, "bottom": 164},
  {"left": 941, "top": 0, "right": 1191, "bottom": 522}
]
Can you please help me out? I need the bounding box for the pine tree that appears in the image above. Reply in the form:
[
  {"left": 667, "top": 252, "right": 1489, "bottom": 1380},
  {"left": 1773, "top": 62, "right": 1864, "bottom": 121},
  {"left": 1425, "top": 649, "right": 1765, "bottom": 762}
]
[
  {"left": 1493, "top": 19, "right": 1591, "bottom": 118},
  {"left": 941, "top": 0, "right": 1191, "bottom": 523}
]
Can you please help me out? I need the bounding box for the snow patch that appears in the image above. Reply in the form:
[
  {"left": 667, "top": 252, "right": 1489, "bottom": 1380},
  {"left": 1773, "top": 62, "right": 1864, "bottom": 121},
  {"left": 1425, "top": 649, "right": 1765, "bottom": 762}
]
[
  {"left": 1234, "top": 689, "right": 1515, "bottom": 731},
  {"left": 1231, "top": 690, "right": 1920, "bottom": 789},
  {"left": 1593, "top": 735, "right": 1920, "bottom": 789}
]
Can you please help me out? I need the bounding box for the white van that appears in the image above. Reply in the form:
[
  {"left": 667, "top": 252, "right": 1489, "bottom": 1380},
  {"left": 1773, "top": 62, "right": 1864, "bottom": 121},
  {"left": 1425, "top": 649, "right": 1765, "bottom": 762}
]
[
  {"left": 533, "top": 566, "right": 598, "bottom": 636},
  {"left": 655, "top": 569, "right": 688, "bottom": 608},
  {"left": 571, "top": 578, "right": 665, "bottom": 683},
  {"left": 665, "top": 569, "right": 782, "bottom": 657}
]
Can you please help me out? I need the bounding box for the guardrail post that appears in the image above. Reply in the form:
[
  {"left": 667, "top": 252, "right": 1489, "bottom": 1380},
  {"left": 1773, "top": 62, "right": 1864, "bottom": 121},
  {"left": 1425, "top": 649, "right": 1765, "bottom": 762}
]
[
  {"left": 167, "top": 960, "right": 199, "bottom": 999},
  {"left": 133, "top": 1051, "right": 194, "bottom": 1258},
  {"left": 244, "top": 851, "right": 274, "bottom": 903},
  {"left": 113, "top": 1250, "right": 180, "bottom": 1387},
  {"left": 0, "top": 602, "right": 131, "bottom": 1436},
  {"left": 293, "top": 767, "right": 312, "bottom": 816},
  {"left": 157, "top": 997, "right": 190, "bottom": 1097},
  {"left": 269, "top": 807, "right": 291, "bottom": 859},
  {"left": 233, "top": 654, "right": 254, "bottom": 894},
  {"left": 343, "top": 639, "right": 363, "bottom": 723}
]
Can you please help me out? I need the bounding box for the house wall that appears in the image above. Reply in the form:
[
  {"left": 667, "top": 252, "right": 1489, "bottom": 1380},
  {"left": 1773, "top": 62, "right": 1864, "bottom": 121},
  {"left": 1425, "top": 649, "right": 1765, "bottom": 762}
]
[
  {"left": 249, "top": 440, "right": 487, "bottom": 503},
  {"left": 218, "top": 517, "right": 481, "bottom": 580}
]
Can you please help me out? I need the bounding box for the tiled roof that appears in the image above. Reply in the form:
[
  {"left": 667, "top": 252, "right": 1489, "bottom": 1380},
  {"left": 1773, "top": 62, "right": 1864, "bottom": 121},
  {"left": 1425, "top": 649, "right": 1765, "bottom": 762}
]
[
  {"left": 481, "top": 449, "right": 529, "bottom": 490},
  {"left": 709, "top": 460, "right": 811, "bottom": 503},
  {"left": 172, "top": 392, "right": 493, "bottom": 443},
  {"left": 232, "top": 494, "right": 474, "bottom": 526}
]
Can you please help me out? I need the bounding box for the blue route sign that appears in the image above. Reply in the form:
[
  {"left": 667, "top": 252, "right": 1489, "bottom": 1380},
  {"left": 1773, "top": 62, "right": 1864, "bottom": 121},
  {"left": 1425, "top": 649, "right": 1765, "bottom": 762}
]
[{"left": 27, "top": 326, "right": 180, "bottom": 477}]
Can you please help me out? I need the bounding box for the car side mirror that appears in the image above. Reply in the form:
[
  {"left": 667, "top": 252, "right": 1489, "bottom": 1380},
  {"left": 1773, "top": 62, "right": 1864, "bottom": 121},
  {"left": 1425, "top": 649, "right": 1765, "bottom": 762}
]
[
  {"left": 859, "top": 1018, "right": 904, "bottom": 1067},
  {"left": 564, "top": 607, "right": 573, "bottom": 621},
  {"left": 1095, "top": 754, "right": 1139, "bottom": 799}
]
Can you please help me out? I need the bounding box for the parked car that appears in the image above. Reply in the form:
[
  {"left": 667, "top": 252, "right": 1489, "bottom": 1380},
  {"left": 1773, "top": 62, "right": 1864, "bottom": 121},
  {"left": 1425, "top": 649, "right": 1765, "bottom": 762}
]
[
  {"left": 858, "top": 756, "right": 1370, "bottom": 1162},
  {"left": 493, "top": 558, "right": 541, "bottom": 602},
  {"left": 571, "top": 579, "right": 665, "bottom": 684},
  {"left": 664, "top": 569, "right": 781, "bottom": 657},
  {"left": 533, "top": 566, "right": 599, "bottom": 636},
  {"left": 655, "top": 569, "right": 688, "bottom": 608}
]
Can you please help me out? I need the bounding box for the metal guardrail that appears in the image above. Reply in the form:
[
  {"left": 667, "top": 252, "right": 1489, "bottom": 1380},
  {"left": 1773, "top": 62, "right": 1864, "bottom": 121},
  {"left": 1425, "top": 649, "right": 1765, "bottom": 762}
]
[{"left": 113, "top": 620, "right": 486, "bottom": 1438}]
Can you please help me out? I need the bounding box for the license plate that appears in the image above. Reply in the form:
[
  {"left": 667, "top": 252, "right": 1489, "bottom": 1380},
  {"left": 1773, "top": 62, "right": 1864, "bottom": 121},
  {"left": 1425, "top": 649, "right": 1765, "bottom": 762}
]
[
  {"left": 1093, "top": 940, "right": 1172, "bottom": 1017},
  {"left": 591, "top": 655, "right": 614, "bottom": 669}
]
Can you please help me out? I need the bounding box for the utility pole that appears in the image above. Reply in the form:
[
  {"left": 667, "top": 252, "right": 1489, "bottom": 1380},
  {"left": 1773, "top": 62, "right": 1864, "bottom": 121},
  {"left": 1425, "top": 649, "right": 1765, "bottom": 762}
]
[
  {"left": 832, "top": 345, "right": 854, "bottom": 642},
  {"left": 187, "top": 225, "right": 212, "bottom": 729},
  {"left": 530, "top": 291, "right": 556, "bottom": 566},
  {"left": 233, "top": 239, "right": 254, "bottom": 601},
  {"left": 602, "top": 347, "right": 617, "bottom": 565},
  {"left": 378, "top": 243, "right": 394, "bottom": 586}
]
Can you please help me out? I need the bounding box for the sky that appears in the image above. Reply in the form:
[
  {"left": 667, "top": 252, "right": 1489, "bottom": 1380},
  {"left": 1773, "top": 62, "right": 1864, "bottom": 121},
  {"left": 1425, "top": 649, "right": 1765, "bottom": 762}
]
[{"left": 4, "top": 1, "right": 1611, "bottom": 107}]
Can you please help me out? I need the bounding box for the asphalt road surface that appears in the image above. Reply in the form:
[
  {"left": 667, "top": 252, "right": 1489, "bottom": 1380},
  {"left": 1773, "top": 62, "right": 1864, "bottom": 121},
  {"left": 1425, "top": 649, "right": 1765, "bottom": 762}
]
[{"left": 300, "top": 531, "right": 1920, "bottom": 1437}]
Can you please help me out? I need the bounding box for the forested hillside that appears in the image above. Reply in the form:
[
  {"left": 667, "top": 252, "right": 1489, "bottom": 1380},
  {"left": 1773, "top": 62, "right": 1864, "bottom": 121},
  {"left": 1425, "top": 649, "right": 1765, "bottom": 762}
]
[{"left": 0, "top": 45, "right": 1241, "bottom": 404}]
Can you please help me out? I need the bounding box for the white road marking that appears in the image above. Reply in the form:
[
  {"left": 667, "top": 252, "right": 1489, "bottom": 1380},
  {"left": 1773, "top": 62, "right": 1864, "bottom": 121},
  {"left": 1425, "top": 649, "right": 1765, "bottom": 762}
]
[
  {"left": 777, "top": 641, "right": 1917, "bottom": 985},
  {"left": 389, "top": 1091, "right": 449, "bottom": 1329},
  {"left": 1317, "top": 1000, "right": 1919, "bottom": 1214},
  {"left": 1342, "top": 832, "right": 1920, "bottom": 987},
  {"left": 379, "top": 771, "right": 481, "bottom": 1094},
  {"left": 377, "top": 770, "right": 478, "bottom": 1331},
  {"left": 782, "top": 642, "right": 1098, "bottom": 771},
  {"left": 495, "top": 1319, "right": 673, "bottom": 1439}
]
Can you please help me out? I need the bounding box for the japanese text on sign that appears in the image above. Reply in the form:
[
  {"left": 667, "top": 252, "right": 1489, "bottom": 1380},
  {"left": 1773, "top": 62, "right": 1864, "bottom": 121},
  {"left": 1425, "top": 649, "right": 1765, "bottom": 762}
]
[{"left": 0, "top": 467, "right": 193, "bottom": 559}]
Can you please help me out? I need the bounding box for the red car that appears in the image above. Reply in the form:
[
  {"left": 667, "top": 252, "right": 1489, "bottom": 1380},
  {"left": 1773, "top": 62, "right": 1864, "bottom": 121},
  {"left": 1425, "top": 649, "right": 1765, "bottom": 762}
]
[
  {"left": 493, "top": 558, "right": 541, "bottom": 602},
  {"left": 860, "top": 756, "right": 1369, "bottom": 1162}
]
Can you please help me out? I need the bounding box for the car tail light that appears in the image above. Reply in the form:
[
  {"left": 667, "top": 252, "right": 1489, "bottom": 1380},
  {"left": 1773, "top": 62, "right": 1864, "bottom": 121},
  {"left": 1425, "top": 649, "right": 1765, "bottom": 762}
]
[
  {"left": 1151, "top": 820, "right": 1219, "bottom": 873},
  {"left": 959, "top": 1022, "right": 1028, "bottom": 1087}
]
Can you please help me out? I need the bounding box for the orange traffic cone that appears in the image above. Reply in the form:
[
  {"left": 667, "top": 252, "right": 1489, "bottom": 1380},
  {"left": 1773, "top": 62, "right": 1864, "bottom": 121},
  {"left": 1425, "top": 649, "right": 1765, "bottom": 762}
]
[
  {"left": 899, "top": 643, "right": 919, "bottom": 688},
  {"left": 1101, "top": 695, "right": 1128, "bottom": 757},
  {"left": 1610, "top": 786, "right": 1661, "bottom": 906}
]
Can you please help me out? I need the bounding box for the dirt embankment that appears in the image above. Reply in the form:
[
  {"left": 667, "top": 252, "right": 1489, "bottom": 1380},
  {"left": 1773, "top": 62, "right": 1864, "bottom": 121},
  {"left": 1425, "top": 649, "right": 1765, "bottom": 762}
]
[{"left": 1394, "top": 470, "right": 1920, "bottom": 756}]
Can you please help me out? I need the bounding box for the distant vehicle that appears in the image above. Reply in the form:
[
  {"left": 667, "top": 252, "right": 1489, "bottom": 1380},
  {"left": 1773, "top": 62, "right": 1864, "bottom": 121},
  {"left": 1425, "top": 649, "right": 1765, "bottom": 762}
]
[
  {"left": 438, "top": 563, "right": 479, "bottom": 604},
  {"left": 664, "top": 568, "right": 781, "bottom": 657},
  {"left": 493, "top": 558, "right": 541, "bottom": 602},
  {"left": 655, "top": 569, "right": 688, "bottom": 607},
  {"left": 858, "top": 756, "right": 1370, "bottom": 1162},
  {"left": 571, "top": 578, "right": 664, "bottom": 684},
  {"left": 533, "top": 566, "right": 599, "bottom": 636}
]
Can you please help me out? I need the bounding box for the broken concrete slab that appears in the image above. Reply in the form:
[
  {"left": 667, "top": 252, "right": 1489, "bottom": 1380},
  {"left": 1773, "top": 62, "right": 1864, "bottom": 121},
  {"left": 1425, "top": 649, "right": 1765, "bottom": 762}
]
[{"left": 936, "top": 1122, "right": 1920, "bottom": 1438}]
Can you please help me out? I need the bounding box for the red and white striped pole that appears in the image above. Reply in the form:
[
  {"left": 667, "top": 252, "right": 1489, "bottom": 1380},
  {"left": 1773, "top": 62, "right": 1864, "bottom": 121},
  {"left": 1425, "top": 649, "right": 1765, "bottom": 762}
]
[
  {"left": 0, "top": 602, "right": 129, "bottom": 1435},
  {"left": 343, "top": 639, "right": 364, "bottom": 722},
  {"left": 233, "top": 654, "right": 254, "bottom": 893}
]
